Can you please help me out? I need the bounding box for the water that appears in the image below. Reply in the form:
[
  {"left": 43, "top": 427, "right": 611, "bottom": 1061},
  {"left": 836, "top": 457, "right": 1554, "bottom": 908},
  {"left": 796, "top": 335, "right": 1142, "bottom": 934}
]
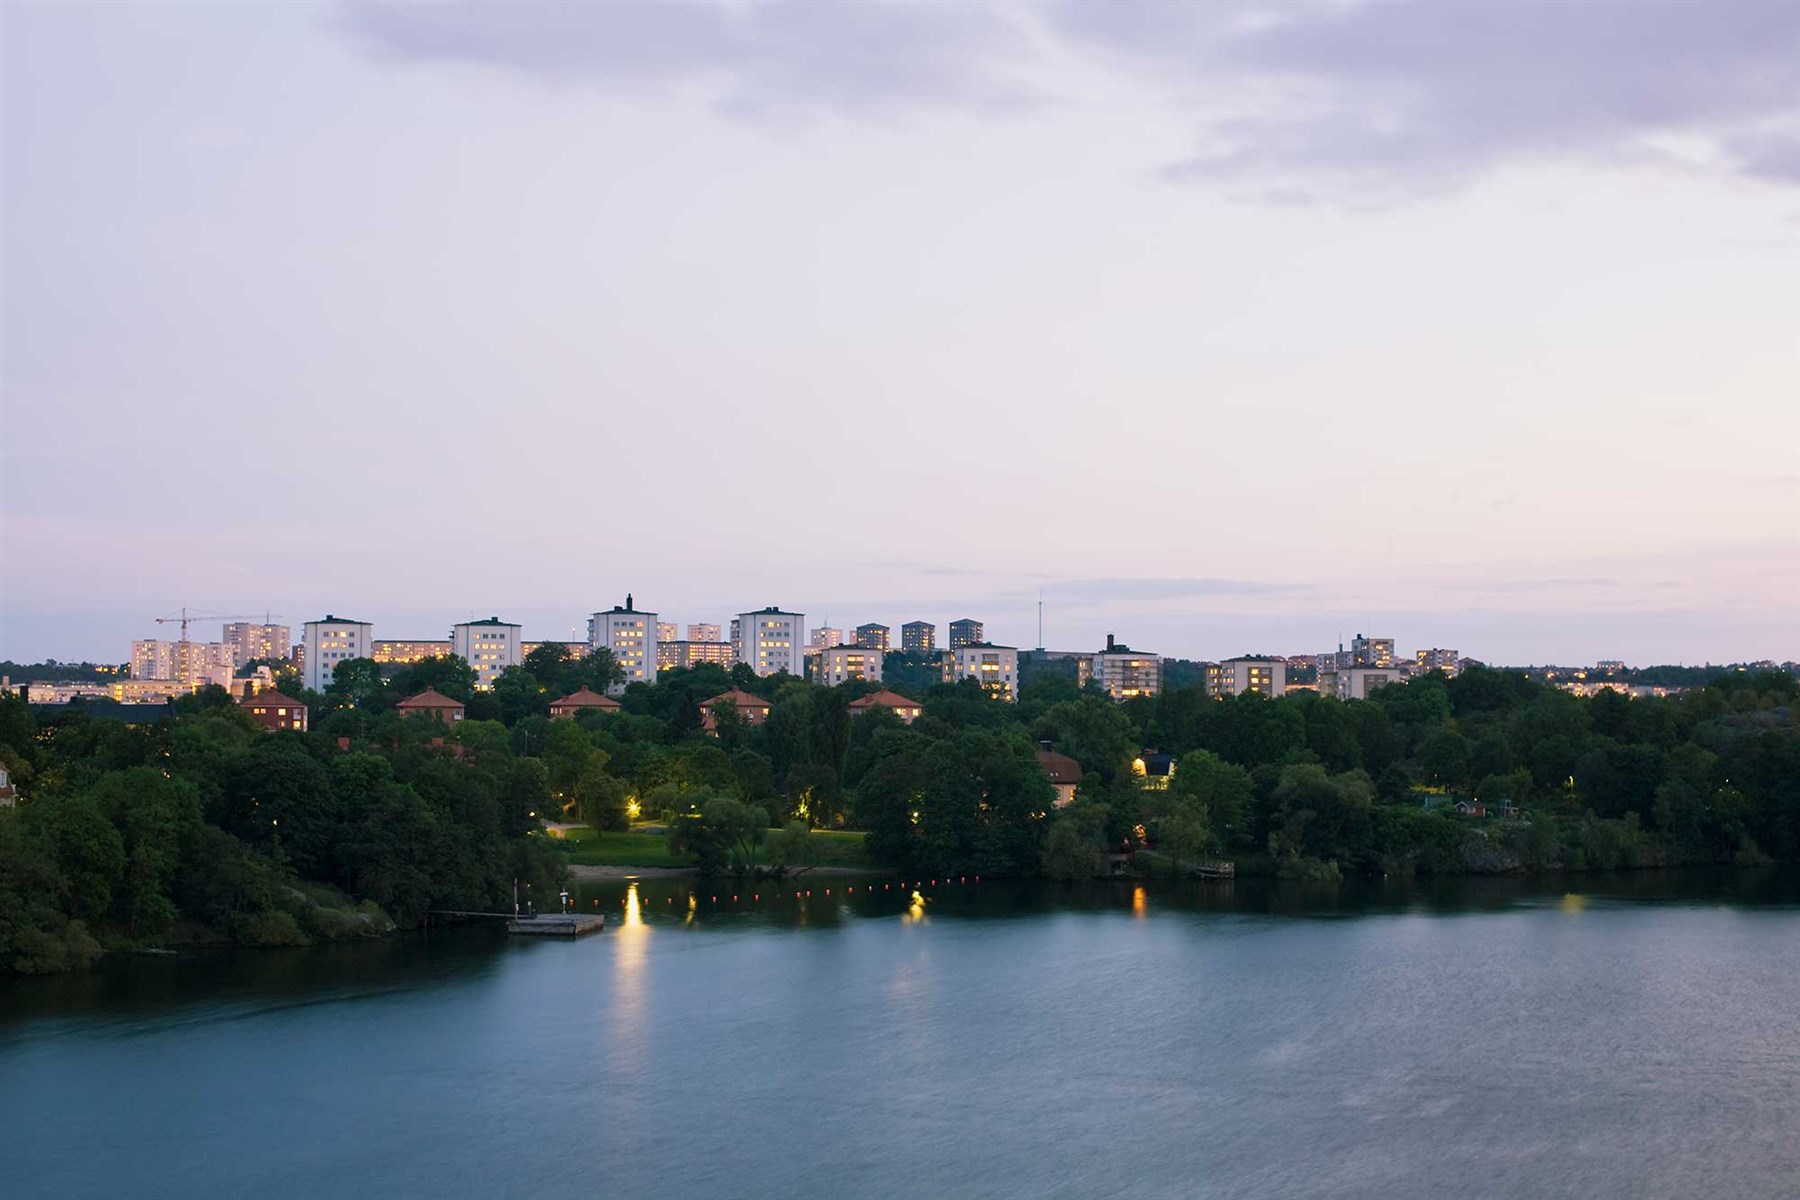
[{"left": 3, "top": 870, "right": 1798, "bottom": 1200}]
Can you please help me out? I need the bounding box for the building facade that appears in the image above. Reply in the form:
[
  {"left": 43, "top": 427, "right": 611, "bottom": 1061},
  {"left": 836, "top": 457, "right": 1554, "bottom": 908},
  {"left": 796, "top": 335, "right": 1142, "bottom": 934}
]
[
  {"left": 373, "top": 640, "right": 451, "bottom": 665},
  {"left": 1213, "top": 656, "right": 1287, "bottom": 698},
  {"left": 130, "top": 639, "right": 233, "bottom": 686},
  {"left": 1415, "top": 648, "right": 1461, "bottom": 676},
  {"left": 1091, "top": 635, "right": 1162, "bottom": 701},
  {"left": 901, "top": 621, "right": 936, "bottom": 655},
  {"left": 450, "top": 618, "right": 522, "bottom": 690},
  {"left": 588, "top": 596, "right": 658, "bottom": 694},
  {"left": 854, "top": 623, "right": 890, "bottom": 652},
  {"left": 848, "top": 690, "right": 923, "bottom": 724},
  {"left": 1351, "top": 635, "right": 1395, "bottom": 667},
  {"left": 814, "top": 644, "right": 884, "bottom": 687},
  {"left": 222, "top": 623, "right": 291, "bottom": 669},
  {"left": 810, "top": 626, "right": 845, "bottom": 650},
  {"left": 948, "top": 619, "right": 984, "bottom": 650},
  {"left": 240, "top": 689, "right": 307, "bottom": 732},
  {"left": 303, "top": 617, "right": 374, "bottom": 693},
  {"left": 734, "top": 608, "right": 805, "bottom": 677},
  {"left": 944, "top": 643, "right": 1019, "bottom": 701},
  {"left": 1321, "top": 665, "right": 1401, "bottom": 700},
  {"left": 688, "top": 623, "right": 722, "bottom": 643},
  {"left": 658, "top": 640, "right": 737, "bottom": 672},
  {"left": 656, "top": 622, "right": 679, "bottom": 645}
]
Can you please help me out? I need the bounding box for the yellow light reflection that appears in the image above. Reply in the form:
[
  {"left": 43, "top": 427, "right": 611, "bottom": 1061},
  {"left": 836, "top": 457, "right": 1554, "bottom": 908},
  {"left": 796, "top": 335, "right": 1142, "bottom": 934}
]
[
  {"left": 1131, "top": 886, "right": 1147, "bottom": 919},
  {"left": 1560, "top": 893, "right": 1586, "bottom": 914},
  {"left": 903, "top": 889, "right": 927, "bottom": 923},
  {"left": 609, "top": 880, "right": 650, "bottom": 1072}
]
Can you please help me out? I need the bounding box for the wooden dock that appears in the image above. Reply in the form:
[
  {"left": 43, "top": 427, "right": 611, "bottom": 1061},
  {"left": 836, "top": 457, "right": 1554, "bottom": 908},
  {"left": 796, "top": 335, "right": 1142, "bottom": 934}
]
[
  {"left": 1191, "top": 861, "right": 1236, "bottom": 880},
  {"left": 506, "top": 913, "right": 606, "bottom": 937}
]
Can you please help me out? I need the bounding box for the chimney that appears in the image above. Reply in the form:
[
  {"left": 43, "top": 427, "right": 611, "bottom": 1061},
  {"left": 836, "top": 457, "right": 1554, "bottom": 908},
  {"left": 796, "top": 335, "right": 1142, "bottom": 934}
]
[{"left": 1106, "top": 633, "right": 1115, "bottom": 651}]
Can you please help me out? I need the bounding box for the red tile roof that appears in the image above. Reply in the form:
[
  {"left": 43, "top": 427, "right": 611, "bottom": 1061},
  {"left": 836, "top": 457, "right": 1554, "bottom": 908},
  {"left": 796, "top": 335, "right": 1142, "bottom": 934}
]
[
  {"left": 397, "top": 687, "right": 465, "bottom": 710},
  {"left": 848, "top": 689, "right": 922, "bottom": 711},
  {"left": 1036, "top": 748, "right": 1083, "bottom": 784},
  {"left": 701, "top": 689, "right": 770, "bottom": 711},
  {"left": 240, "top": 690, "right": 302, "bottom": 709},
  {"left": 549, "top": 687, "right": 620, "bottom": 710}
]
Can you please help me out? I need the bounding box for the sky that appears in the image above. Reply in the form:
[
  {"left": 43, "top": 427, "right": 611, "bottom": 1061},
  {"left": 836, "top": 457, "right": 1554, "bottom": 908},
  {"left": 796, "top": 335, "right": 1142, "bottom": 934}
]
[{"left": 1, "top": 0, "right": 1796, "bottom": 667}]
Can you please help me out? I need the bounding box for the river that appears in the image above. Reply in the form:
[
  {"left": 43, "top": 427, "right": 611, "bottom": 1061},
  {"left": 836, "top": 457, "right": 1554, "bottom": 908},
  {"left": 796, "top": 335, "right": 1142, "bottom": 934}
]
[{"left": 3, "top": 869, "right": 1798, "bottom": 1199}]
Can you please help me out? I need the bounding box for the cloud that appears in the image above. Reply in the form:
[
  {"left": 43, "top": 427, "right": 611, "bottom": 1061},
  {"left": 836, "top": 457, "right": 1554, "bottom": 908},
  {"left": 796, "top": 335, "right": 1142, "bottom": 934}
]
[
  {"left": 1047, "top": 0, "right": 1800, "bottom": 197},
  {"left": 337, "top": 0, "right": 1036, "bottom": 118},
  {"left": 1043, "top": 577, "right": 1304, "bottom": 602},
  {"left": 337, "top": 0, "right": 1799, "bottom": 197}
]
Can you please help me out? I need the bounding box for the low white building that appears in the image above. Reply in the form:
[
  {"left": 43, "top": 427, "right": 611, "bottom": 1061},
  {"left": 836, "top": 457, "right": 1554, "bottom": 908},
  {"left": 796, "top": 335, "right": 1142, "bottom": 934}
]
[
  {"left": 451, "top": 617, "right": 522, "bottom": 690},
  {"left": 302, "top": 616, "right": 374, "bottom": 693},
  {"left": 944, "top": 643, "right": 1018, "bottom": 701},
  {"left": 815, "top": 644, "right": 884, "bottom": 687},
  {"left": 735, "top": 607, "right": 806, "bottom": 677},
  {"left": 588, "top": 595, "right": 658, "bottom": 694}
]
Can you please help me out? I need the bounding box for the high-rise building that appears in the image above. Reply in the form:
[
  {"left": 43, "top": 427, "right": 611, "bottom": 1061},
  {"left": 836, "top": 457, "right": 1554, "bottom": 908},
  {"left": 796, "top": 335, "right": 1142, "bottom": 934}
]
[
  {"left": 943, "top": 642, "right": 1018, "bottom": 701},
  {"left": 222, "top": 623, "right": 290, "bottom": 670},
  {"left": 1416, "top": 648, "right": 1461, "bottom": 676},
  {"left": 1091, "top": 634, "right": 1162, "bottom": 701},
  {"left": 735, "top": 607, "right": 806, "bottom": 677},
  {"left": 949, "top": 619, "right": 984, "bottom": 650},
  {"left": 815, "top": 644, "right": 884, "bottom": 687},
  {"left": 130, "top": 639, "right": 233, "bottom": 686},
  {"left": 855, "top": 623, "right": 890, "bottom": 652},
  {"left": 303, "top": 616, "right": 374, "bottom": 693},
  {"left": 588, "top": 595, "right": 658, "bottom": 694},
  {"left": 1320, "top": 665, "right": 1400, "bottom": 700},
  {"left": 656, "top": 622, "right": 678, "bottom": 645},
  {"left": 811, "top": 626, "right": 845, "bottom": 649},
  {"left": 688, "top": 624, "right": 722, "bottom": 643},
  {"left": 450, "top": 617, "right": 522, "bottom": 690},
  {"left": 1212, "top": 656, "right": 1287, "bottom": 698},
  {"left": 901, "top": 621, "right": 936, "bottom": 655},
  {"left": 1351, "top": 635, "right": 1395, "bottom": 667}
]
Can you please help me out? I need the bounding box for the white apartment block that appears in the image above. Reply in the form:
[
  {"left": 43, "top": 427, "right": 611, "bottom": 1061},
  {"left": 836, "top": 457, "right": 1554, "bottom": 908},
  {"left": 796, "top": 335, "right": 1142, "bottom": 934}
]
[
  {"left": 656, "top": 622, "right": 678, "bottom": 645},
  {"left": 688, "top": 623, "right": 722, "bottom": 643},
  {"left": 944, "top": 643, "right": 1019, "bottom": 701},
  {"left": 1214, "top": 656, "right": 1288, "bottom": 698},
  {"left": 811, "top": 626, "right": 844, "bottom": 649},
  {"left": 815, "top": 644, "right": 884, "bottom": 687},
  {"left": 1415, "top": 648, "right": 1461, "bottom": 676},
  {"left": 303, "top": 617, "right": 374, "bottom": 693},
  {"left": 588, "top": 596, "right": 658, "bottom": 695},
  {"left": 222, "top": 623, "right": 291, "bottom": 669},
  {"left": 129, "top": 639, "right": 234, "bottom": 686},
  {"left": 1092, "top": 635, "right": 1162, "bottom": 700},
  {"left": 451, "top": 617, "right": 521, "bottom": 690},
  {"left": 735, "top": 608, "right": 806, "bottom": 677}
]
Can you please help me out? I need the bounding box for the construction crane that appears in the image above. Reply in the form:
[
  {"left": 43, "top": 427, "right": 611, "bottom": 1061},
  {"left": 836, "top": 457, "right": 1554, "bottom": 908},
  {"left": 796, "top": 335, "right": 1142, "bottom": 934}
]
[{"left": 154, "top": 608, "right": 285, "bottom": 646}]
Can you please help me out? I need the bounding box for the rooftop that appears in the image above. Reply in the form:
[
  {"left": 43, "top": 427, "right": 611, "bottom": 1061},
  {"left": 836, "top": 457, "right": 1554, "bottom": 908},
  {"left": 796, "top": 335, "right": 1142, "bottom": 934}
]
[
  {"left": 458, "top": 617, "right": 519, "bottom": 627},
  {"left": 702, "top": 689, "right": 772, "bottom": 709},
  {"left": 550, "top": 687, "right": 620, "bottom": 710},
  {"left": 240, "top": 689, "right": 302, "bottom": 708},
  {"left": 396, "top": 687, "right": 465, "bottom": 710},
  {"left": 848, "top": 689, "right": 922, "bottom": 710}
]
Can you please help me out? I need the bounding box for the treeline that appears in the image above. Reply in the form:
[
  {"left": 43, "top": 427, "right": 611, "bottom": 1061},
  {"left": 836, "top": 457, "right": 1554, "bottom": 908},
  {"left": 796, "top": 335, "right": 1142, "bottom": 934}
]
[
  {"left": 5, "top": 651, "right": 1796, "bottom": 973},
  {"left": 270, "top": 650, "right": 1798, "bottom": 883},
  {"left": 0, "top": 689, "right": 564, "bottom": 974}
]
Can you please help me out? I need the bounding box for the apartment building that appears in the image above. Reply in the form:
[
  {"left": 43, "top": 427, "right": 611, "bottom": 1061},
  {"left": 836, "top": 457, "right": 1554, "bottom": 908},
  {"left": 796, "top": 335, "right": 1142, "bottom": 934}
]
[
  {"left": 373, "top": 640, "right": 451, "bottom": 665},
  {"left": 944, "top": 642, "right": 1018, "bottom": 701},
  {"left": 222, "top": 623, "right": 291, "bottom": 669},
  {"left": 815, "top": 644, "right": 884, "bottom": 687},
  {"left": 1415, "top": 648, "right": 1461, "bottom": 676},
  {"left": 1320, "top": 664, "right": 1402, "bottom": 700},
  {"left": 735, "top": 608, "right": 805, "bottom": 677},
  {"left": 658, "top": 640, "right": 737, "bottom": 672},
  {"left": 130, "top": 639, "right": 233, "bottom": 686},
  {"left": 688, "top": 623, "right": 722, "bottom": 643},
  {"left": 901, "top": 621, "right": 936, "bottom": 655},
  {"left": 302, "top": 616, "right": 374, "bottom": 693},
  {"left": 948, "top": 619, "right": 985, "bottom": 650},
  {"left": 1212, "top": 655, "right": 1288, "bottom": 698},
  {"left": 855, "top": 623, "right": 890, "bottom": 652},
  {"left": 450, "top": 617, "right": 522, "bottom": 690},
  {"left": 588, "top": 595, "right": 658, "bottom": 694},
  {"left": 1091, "top": 634, "right": 1162, "bottom": 701}
]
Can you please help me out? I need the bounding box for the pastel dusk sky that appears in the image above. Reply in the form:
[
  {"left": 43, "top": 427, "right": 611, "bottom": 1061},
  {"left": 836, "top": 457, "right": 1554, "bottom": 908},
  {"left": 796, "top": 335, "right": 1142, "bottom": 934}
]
[{"left": 2, "top": 0, "right": 1796, "bottom": 665}]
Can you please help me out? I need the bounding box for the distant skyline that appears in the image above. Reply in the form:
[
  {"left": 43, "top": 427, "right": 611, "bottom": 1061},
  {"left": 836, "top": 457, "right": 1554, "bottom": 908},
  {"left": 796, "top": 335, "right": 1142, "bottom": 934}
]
[{"left": 3, "top": 1, "right": 1796, "bottom": 666}]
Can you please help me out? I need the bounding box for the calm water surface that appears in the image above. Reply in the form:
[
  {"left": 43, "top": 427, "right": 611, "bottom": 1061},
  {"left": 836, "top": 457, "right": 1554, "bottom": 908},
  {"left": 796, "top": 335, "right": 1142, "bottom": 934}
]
[{"left": 3, "top": 870, "right": 1798, "bottom": 1200}]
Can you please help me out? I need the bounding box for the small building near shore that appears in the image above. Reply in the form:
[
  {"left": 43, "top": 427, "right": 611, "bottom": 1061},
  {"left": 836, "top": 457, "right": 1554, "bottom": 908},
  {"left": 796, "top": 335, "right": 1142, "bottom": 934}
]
[
  {"left": 848, "top": 689, "right": 924, "bottom": 724},
  {"left": 700, "top": 689, "right": 772, "bottom": 733},
  {"left": 1036, "top": 744, "right": 1084, "bottom": 809}
]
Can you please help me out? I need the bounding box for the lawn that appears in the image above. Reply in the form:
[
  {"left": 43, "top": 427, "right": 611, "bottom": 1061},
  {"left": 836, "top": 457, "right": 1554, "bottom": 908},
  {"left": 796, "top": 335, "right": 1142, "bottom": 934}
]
[{"left": 544, "top": 826, "right": 870, "bottom": 869}]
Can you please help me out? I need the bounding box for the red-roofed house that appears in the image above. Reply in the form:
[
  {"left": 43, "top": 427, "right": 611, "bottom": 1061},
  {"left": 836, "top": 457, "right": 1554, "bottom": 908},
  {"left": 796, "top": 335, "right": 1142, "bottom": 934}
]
[
  {"left": 847, "top": 689, "right": 923, "bottom": 724},
  {"left": 1036, "top": 744, "right": 1083, "bottom": 809},
  {"left": 700, "top": 689, "right": 771, "bottom": 733},
  {"left": 397, "top": 688, "right": 465, "bottom": 726},
  {"left": 549, "top": 687, "right": 622, "bottom": 720},
  {"left": 240, "top": 689, "right": 308, "bottom": 732}
]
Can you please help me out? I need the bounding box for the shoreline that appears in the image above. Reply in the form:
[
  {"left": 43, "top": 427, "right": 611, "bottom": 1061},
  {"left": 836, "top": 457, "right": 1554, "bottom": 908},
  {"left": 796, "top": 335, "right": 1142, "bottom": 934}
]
[{"left": 566, "top": 863, "right": 888, "bottom": 881}]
